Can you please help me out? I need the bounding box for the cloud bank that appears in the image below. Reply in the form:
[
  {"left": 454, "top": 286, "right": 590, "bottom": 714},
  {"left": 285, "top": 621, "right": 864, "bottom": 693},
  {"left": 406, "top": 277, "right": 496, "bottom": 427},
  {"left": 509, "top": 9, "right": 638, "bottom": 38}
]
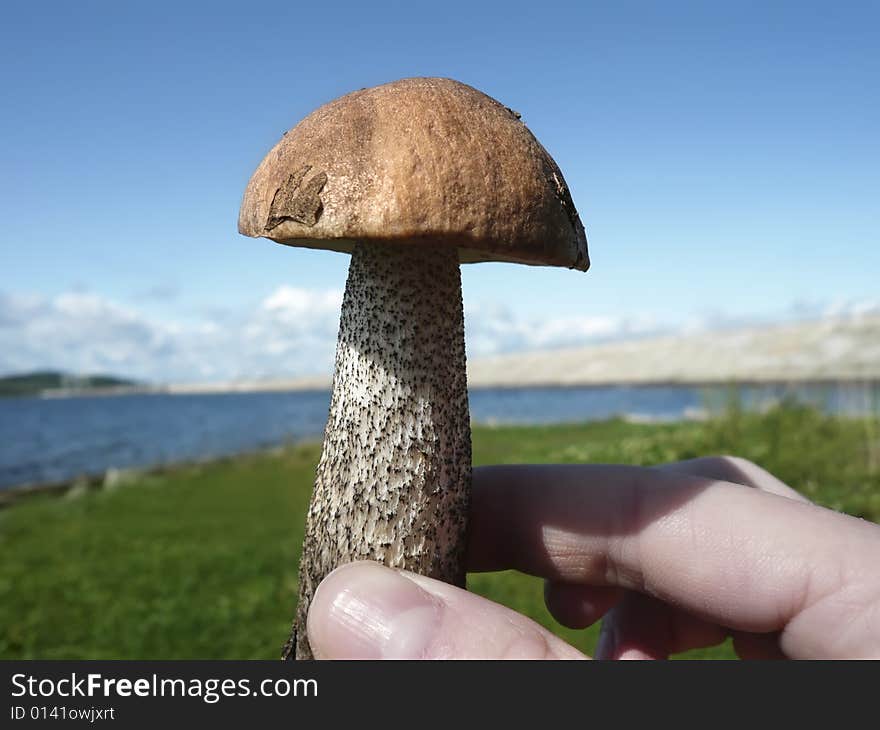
[{"left": 1, "top": 287, "right": 877, "bottom": 384}]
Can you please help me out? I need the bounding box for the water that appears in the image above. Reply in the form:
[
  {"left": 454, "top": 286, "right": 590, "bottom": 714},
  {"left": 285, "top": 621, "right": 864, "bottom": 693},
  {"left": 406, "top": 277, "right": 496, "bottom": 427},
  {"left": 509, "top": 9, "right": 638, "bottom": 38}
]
[{"left": 0, "top": 383, "right": 876, "bottom": 490}]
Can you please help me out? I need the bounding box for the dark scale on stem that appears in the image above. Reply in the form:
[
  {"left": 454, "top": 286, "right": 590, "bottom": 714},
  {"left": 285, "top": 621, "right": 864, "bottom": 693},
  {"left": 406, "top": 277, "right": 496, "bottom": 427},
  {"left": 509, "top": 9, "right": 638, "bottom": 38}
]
[{"left": 283, "top": 242, "right": 472, "bottom": 660}]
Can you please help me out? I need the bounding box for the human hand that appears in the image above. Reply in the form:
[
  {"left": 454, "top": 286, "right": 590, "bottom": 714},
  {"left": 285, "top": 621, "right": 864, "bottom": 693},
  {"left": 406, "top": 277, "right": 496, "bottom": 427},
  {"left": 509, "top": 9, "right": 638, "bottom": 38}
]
[{"left": 306, "top": 457, "right": 880, "bottom": 659}]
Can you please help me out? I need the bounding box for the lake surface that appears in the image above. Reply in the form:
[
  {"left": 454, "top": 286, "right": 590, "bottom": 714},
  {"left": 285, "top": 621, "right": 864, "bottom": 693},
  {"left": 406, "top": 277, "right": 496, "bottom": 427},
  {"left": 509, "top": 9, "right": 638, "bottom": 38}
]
[{"left": 0, "top": 383, "right": 876, "bottom": 490}]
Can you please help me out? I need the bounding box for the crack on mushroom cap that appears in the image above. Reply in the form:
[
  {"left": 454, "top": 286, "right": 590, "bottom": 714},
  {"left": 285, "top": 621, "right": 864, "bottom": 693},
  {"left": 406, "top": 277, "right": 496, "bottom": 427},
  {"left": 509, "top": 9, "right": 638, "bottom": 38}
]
[{"left": 265, "top": 165, "right": 328, "bottom": 230}]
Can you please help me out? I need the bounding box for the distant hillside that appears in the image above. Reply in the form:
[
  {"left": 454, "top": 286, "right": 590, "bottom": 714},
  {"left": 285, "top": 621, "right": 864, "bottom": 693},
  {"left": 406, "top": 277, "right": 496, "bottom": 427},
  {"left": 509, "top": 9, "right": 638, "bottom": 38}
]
[
  {"left": 466, "top": 314, "right": 880, "bottom": 387},
  {"left": 0, "top": 371, "right": 137, "bottom": 397}
]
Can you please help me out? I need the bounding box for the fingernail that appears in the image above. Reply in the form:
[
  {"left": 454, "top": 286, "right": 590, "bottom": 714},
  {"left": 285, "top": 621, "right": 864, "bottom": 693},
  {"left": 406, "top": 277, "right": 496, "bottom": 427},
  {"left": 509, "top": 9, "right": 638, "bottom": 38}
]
[{"left": 307, "top": 562, "right": 442, "bottom": 659}]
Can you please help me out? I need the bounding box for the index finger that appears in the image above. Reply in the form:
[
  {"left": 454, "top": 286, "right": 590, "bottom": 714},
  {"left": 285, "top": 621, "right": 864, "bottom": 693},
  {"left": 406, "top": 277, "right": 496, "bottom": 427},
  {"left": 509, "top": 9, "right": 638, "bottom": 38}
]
[{"left": 467, "top": 464, "right": 880, "bottom": 656}]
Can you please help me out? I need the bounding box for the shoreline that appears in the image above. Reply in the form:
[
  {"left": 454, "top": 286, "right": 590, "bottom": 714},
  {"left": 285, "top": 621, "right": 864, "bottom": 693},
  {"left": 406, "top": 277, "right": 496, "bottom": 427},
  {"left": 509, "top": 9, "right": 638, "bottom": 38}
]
[
  {"left": 0, "top": 442, "right": 302, "bottom": 509},
  {"left": 0, "top": 411, "right": 670, "bottom": 502},
  {"left": 3, "top": 403, "right": 877, "bottom": 505},
  {"left": 2, "top": 375, "right": 879, "bottom": 400}
]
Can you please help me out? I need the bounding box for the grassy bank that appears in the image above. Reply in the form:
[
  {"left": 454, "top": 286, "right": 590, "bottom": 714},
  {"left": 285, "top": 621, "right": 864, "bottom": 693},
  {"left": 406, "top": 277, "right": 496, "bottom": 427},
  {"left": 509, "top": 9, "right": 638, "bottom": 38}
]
[{"left": 1, "top": 403, "right": 878, "bottom": 659}]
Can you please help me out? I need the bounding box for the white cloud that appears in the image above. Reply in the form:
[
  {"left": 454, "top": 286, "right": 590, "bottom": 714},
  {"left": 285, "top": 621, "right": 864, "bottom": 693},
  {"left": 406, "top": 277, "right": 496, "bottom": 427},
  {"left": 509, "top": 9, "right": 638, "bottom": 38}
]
[
  {"left": 262, "top": 286, "right": 343, "bottom": 317},
  {"left": 823, "top": 298, "right": 880, "bottom": 320},
  {"left": 0, "top": 287, "right": 344, "bottom": 383},
  {"left": 677, "top": 297, "right": 880, "bottom": 337},
  {"left": 463, "top": 302, "right": 662, "bottom": 356}
]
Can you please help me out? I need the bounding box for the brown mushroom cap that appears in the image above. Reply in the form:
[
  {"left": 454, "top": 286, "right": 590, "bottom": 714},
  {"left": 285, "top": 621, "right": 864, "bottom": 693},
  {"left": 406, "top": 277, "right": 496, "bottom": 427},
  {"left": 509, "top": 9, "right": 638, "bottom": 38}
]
[{"left": 238, "top": 77, "right": 589, "bottom": 271}]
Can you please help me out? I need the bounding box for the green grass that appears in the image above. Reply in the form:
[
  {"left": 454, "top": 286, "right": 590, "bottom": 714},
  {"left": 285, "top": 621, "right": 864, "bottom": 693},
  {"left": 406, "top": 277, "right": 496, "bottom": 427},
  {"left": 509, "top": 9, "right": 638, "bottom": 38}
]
[{"left": 1, "top": 403, "right": 878, "bottom": 659}]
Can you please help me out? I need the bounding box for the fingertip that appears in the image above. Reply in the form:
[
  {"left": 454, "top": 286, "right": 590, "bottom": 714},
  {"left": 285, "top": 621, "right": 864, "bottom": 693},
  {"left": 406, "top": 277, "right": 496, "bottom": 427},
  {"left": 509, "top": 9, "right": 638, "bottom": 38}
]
[
  {"left": 307, "top": 561, "right": 587, "bottom": 660},
  {"left": 307, "top": 561, "right": 441, "bottom": 659}
]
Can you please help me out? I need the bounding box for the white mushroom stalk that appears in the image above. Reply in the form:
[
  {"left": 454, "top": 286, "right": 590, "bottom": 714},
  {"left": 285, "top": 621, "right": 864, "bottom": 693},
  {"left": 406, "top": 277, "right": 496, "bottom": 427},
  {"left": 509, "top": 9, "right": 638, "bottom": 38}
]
[
  {"left": 237, "top": 77, "right": 588, "bottom": 662},
  {"left": 285, "top": 242, "right": 470, "bottom": 659}
]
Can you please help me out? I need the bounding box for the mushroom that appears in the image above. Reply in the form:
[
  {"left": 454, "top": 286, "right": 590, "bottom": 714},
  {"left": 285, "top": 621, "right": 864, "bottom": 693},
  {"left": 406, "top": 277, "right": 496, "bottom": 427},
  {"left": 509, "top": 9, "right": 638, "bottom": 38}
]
[{"left": 238, "top": 77, "right": 589, "bottom": 659}]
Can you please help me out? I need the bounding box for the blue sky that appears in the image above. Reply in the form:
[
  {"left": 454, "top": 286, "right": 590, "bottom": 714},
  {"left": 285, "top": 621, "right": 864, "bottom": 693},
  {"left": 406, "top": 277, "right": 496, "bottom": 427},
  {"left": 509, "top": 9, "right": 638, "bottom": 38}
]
[{"left": 1, "top": 1, "right": 878, "bottom": 381}]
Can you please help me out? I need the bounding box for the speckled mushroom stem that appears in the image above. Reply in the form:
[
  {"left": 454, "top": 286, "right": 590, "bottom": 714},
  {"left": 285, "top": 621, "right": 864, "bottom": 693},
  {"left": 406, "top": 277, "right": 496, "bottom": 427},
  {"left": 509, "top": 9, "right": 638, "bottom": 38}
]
[{"left": 284, "top": 242, "right": 472, "bottom": 660}]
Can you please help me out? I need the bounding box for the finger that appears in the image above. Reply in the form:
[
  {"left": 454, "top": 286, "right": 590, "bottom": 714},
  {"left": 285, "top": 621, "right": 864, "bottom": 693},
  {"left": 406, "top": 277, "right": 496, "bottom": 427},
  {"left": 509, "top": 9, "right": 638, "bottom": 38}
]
[
  {"left": 598, "top": 587, "right": 788, "bottom": 659},
  {"left": 595, "top": 591, "right": 727, "bottom": 660},
  {"left": 468, "top": 464, "right": 880, "bottom": 658},
  {"left": 307, "top": 561, "right": 586, "bottom": 660},
  {"left": 543, "top": 582, "right": 621, "bottom": 629},
  {"left": 658, "top": 456, "right": 810, "bottom": 502}
]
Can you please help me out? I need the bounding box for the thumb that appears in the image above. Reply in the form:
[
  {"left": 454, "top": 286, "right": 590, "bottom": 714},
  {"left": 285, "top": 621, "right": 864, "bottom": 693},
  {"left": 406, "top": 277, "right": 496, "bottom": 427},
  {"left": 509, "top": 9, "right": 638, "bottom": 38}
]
[{"left": 307, "top": 561, "right": 585, "bottom": 660}]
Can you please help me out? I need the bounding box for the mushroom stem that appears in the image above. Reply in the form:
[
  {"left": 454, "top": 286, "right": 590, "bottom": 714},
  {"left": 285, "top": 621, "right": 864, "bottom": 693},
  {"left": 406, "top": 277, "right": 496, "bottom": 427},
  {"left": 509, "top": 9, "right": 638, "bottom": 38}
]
[{"left": 284, "top": 242, "right": 472, "bottom": 660}]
